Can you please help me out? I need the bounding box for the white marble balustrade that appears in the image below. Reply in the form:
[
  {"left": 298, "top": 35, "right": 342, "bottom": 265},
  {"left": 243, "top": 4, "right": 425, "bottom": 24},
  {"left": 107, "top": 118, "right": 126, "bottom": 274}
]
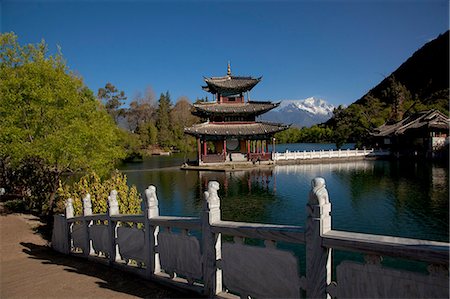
[
  {"left": 274, "top": 148, "right": 390, "bottom": 161},
  {"left": 52, "top": 177, "right": 449, "bottom": 299}
]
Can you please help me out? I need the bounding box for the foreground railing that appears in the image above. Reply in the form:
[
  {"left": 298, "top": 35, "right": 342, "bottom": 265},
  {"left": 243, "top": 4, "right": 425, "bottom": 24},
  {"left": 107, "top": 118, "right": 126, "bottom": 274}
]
[
  {"left": 274, "top": 148, "right": 390, "bottom": 161},
  {"left": 52, "top": 178, "right": 449, "bottom": 298}
]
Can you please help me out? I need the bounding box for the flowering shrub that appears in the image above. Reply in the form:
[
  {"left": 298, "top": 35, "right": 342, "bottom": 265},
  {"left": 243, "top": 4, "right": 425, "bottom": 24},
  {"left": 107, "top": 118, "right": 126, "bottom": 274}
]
[{"left": 57, "top": 170, "right": 142, "bottom": 216}]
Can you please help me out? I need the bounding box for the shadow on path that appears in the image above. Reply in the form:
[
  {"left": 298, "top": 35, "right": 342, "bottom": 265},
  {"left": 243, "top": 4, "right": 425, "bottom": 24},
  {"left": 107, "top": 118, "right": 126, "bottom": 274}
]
[{"left": 20, "top": 242, "right": 200, "bottom": 298}]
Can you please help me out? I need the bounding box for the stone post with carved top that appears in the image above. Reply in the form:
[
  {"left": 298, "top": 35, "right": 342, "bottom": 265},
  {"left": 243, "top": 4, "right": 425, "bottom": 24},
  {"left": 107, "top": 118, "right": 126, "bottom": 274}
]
[
  {"left": 202, "top": 181, "right": 223, "bottom": 297},
  {"left": 144, "top": 185, "right": 161, "bottom": 277},
  {"left": 82, "top": 193, "right": 94, "bottom": 256},
  {"left": 306, "top": 177, "right": 332, "bottom": 299},
  {"left": 107, "top": 190, "right": 120, "bottom": 263}
]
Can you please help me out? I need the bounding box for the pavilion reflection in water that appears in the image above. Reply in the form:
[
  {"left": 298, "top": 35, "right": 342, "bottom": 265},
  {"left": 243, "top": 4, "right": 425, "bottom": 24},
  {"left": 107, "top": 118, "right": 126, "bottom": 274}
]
[{"left": 198, "top": 168, "right": 276, "bottom": 196}]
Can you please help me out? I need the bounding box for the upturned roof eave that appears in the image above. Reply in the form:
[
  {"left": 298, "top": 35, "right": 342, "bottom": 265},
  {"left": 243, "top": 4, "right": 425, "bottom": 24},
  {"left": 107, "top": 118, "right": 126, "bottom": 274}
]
[
  {"left": 371, "top": 109, "right": 450, "bottom": 137},
  {"left": 184, "top": 121, "right": 289, "bottom": 137}
]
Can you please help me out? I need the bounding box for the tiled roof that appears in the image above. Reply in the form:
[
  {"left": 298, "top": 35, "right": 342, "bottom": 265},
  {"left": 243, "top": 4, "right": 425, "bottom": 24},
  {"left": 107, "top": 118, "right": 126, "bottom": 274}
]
[
  {"left": 202, "top": 75, "right": 261, "bottom": 95},
  {"left": 192, "top": 101, "right": 279, "bottom": 116},
  {"left": 372, "top": 109, "right": 449, "bottom": 137},
  {"left": 184, "top": 121, "right": 289, "bottom": 137}
]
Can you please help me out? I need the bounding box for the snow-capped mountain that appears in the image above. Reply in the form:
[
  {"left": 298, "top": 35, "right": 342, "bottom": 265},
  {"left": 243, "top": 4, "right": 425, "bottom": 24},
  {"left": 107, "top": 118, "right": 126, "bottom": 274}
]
[{"left": 259, "top": 97, "right": 335, "bottom": 128}]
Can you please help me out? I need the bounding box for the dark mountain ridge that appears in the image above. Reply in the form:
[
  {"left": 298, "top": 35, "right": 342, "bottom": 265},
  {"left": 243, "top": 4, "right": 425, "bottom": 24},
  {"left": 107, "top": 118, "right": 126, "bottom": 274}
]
[
  {"left": 354, "top": 30, "right": 449, "bottom": 110},
  {"left": 325, "top": 30, "right": 449, "bottom": 146}
]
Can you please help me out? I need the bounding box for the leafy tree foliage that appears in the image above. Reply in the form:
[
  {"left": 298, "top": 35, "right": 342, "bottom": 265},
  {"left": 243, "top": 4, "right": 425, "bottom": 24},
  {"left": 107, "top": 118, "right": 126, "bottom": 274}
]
[
  {"left": 97, "top": 83, "right": 127, "bottom": 124},
  {"left": 170, "top": 97, "right": 199, "bottom": 152},
  {"left": 0, "top": 33, "right": 125, "bottom": 214},
  {"left": 275, "top": 125, "right": 333, "bottom": 144}
]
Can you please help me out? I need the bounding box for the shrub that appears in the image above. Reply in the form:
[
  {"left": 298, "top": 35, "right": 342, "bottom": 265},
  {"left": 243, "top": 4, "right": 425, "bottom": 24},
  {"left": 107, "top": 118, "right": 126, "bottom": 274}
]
[{"left": 57, "top": 171, "right": 142, "bottom": 216}]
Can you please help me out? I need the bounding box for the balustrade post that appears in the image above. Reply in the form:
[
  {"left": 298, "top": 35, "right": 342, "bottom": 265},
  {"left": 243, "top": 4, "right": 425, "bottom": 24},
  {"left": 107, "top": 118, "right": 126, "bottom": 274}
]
[
  {"left": 107, "top": 190, "right": 120, "bottom": 263},
  {"left": 64, "top": 198, "right": 74, "bottom": 254},
  {"left": 306, "top": 177, "right": 332, "bottom": 299},
  {"left": 202, "top": 181, "right": 223, "bottom": 297},
  {"left": 144, "top": 185, "right": 161, "bottom": 278},
  {"left": 82, "top": 194, "right": 94, "bottom": 257}
]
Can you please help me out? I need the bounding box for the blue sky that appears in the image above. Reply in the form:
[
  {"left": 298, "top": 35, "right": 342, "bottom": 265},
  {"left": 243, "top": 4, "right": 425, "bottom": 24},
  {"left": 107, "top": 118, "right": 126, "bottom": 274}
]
[{"left": 1, "top": 0, "right": 448, "bottom": 107}]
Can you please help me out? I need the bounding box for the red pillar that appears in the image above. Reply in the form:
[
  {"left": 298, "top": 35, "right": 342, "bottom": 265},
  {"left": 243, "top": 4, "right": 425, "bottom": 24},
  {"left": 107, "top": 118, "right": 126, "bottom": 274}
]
[
  {"left": 197, "top": 138, "right": 201, "bottom": 162},
  {"left": 247, "top": 140, "right": 250, "bottom": 160},
  {"left": 203, "top": 139, "right": 207, "bottom": 156},
  {"left": 272, "top": 138, "right": 276, "bottom": 153},
  {"left": 223, "top": 139, "right": 227, "bottom": 156}
]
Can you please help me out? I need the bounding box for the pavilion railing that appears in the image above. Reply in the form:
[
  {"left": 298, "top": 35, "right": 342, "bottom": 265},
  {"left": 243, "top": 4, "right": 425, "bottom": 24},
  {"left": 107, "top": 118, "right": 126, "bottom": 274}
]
[
  {"left": 274, "top": 148, "right": 390, "bottom": 161},
  {"left": 52, "top": 178, "right": 449, "bottom": 298}
]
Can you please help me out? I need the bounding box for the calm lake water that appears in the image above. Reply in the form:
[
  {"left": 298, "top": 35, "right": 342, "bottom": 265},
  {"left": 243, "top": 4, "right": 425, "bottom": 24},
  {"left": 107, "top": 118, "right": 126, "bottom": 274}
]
[{"left": 118, "top": 143, "right": 449, "bottom": 243}]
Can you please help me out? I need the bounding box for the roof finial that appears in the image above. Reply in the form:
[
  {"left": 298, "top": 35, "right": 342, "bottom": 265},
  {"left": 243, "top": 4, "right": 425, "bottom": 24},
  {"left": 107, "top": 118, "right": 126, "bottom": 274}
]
[{"left": 227, "top": 61, "right": 231, "bottom": 76}]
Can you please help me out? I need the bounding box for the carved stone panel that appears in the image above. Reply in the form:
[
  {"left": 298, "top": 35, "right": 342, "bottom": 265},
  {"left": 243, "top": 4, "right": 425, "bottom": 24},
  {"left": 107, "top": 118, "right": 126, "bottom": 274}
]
[
  {"left": 51, "top": 215, "right": 69, "bottom": 254},
  {"left": 158, "top": 231, "right": 202, "bottom": 280},
  {"left": 222, "top": 243, "right": 301, "bottom": 298},
  {"left": 116, "top": 226, "right": 145, "bottom": 263},
  {"left": 90, "top": 224, "right": 109, "bottom": 255},
  {"left": 72, "top": 223, "right": 85, "bottom": 250},
  {"left": 331, "top": 261, "right": 449, "bottom": 298}
]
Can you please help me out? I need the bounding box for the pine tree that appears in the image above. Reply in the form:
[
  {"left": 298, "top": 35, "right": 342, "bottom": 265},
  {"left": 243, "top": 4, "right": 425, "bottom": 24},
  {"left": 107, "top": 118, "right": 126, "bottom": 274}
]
[{"left": 156, "top": 91, "right": 172, "bottom": 148}]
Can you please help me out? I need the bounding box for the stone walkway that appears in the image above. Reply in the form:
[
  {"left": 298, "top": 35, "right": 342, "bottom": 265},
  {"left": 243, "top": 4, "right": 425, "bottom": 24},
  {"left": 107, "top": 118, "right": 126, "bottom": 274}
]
[{"left": 0, "top": 213, "right": 199, "bottom": 298}]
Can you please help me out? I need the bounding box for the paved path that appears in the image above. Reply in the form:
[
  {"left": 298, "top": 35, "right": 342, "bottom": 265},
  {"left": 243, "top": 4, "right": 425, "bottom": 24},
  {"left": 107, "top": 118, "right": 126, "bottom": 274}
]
[{"left": 0, "top": 214, "right": 198, "bottom": 298}]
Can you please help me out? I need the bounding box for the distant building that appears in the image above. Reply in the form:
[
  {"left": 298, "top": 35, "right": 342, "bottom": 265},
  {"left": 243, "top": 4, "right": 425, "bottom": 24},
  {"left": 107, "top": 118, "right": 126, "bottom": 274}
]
[
  {"left": 184, "top": 64, "right": 289, "bottom": 164},
  {"left": 372, "top": 109, "right": 449, "bottom": 158}
]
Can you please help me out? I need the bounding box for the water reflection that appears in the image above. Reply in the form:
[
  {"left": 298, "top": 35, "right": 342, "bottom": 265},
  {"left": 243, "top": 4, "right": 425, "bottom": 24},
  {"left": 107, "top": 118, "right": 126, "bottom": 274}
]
[
  {"left": 122, "top": 157, "right": 449, "bottom": 242},
  {"left": 198, "top": 170, "right": 277, "bottom": 223}
]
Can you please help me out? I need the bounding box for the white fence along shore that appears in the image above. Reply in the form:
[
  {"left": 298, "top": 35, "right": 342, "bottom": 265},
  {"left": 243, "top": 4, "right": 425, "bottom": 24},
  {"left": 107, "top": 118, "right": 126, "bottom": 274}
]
[
  {"left": 274, "top": 148, "right": 390, "bottom": 161},
  {"left": 52, "top": 178, "right": 449, "bottom": 298}
]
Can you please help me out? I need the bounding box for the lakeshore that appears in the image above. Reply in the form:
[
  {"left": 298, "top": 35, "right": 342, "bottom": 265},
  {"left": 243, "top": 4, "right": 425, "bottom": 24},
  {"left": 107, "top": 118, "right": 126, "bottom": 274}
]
[{"left": 180, "top": 148, "right": 390, "bottom": 171}]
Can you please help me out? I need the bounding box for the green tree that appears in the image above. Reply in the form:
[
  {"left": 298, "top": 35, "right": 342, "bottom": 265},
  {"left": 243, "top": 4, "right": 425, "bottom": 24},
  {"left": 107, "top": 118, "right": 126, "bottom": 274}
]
[
  {"left": 138, "top": 122, "right": 158, "bottom": 146},
  {"left": 0, "top": 33, "right": 125, "bottom": 214},
  {"left": 156, "top": 91, "right": 172, "bottom": 148},
  {"left": 97, "top": 82, "right": 127, "bottom": 124},
  {"left": 382, "top": 76, "right": 411, "bottom": 122},
  {"left": 170, "top": 96, "right": 199, "bottom": 152}
]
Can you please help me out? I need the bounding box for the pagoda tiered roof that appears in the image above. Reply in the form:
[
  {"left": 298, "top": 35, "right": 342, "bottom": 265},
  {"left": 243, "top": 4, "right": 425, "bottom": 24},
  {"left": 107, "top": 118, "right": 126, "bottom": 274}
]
[
  {"left": 202, "top": 75, "right": 262, "bottom": 96},
  {"left": 192, "top": 101, "right": 280, "bottom": 117},
  {"left": 184, "top": 121, "right": 289, "bottom": 139}
]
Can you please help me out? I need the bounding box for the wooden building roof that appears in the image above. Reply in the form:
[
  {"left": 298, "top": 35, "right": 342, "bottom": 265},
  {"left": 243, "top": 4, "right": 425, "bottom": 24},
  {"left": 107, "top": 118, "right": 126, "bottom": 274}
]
[
  {"left": 192, "top": 101, "right": 280, "bottom": 117},
  {"left": 202, "top": 75, "right": 262, "bottom": 96},
  {"left": 184, "top": 121, "right": 289, "bottom": 139},
  {"left": 372, "top": 109, "right": 449, "bottom": 137}
]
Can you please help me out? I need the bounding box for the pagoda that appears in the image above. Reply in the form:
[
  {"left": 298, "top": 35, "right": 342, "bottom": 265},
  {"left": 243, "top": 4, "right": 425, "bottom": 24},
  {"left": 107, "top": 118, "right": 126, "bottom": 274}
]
[{"left": 184, "top": 64, "right": 289, "bottom": 164}]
